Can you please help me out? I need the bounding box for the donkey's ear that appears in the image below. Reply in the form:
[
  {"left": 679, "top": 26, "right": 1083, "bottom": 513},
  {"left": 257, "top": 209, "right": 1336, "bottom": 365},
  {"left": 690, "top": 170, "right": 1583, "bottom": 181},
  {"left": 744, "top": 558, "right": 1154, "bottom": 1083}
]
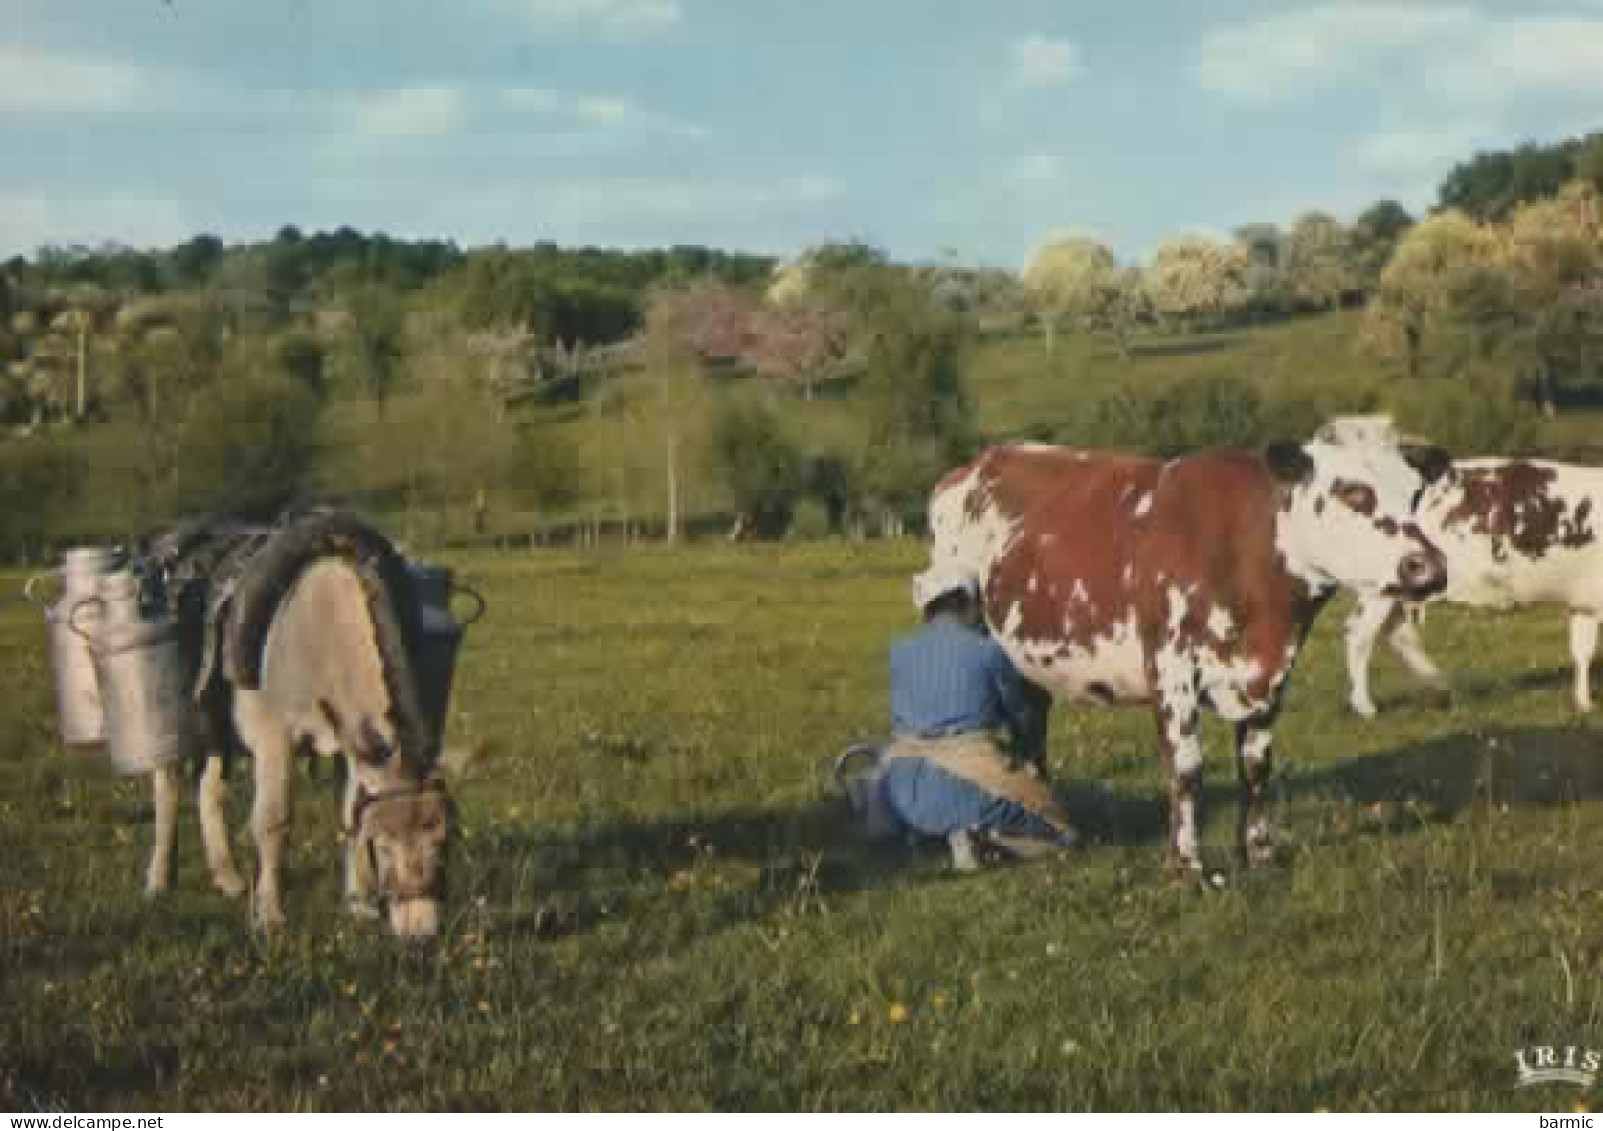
[
  {"left": 354, "top": 718, "right": 393, "bottom": 767},
  {"left": 317, "top": 698, "right": 347, "bottom": 739}
]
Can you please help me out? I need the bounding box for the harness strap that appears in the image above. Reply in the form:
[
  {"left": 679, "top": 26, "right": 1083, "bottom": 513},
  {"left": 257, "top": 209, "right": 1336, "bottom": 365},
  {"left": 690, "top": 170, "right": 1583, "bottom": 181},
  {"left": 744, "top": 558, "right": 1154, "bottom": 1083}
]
[{"left": 345, "top": 779, "right": 448, "bottom": 835}]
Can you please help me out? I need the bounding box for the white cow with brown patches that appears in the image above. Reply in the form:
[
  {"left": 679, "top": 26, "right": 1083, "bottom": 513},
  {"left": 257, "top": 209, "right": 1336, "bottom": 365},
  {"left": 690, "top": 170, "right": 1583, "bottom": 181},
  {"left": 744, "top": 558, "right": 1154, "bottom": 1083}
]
[
  {"left": 928, "top": 437, "right": 1452, "bottom": 878},
  {"left": 1345, "top": 457, "right": 1603, "bottom": 716}
]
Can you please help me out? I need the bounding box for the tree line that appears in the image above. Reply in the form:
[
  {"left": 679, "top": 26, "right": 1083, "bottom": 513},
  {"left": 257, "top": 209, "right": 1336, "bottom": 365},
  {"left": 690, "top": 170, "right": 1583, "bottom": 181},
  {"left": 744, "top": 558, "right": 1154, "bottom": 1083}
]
[{"left": 2, "top": 127, "right": 1601, "bottom": 559}]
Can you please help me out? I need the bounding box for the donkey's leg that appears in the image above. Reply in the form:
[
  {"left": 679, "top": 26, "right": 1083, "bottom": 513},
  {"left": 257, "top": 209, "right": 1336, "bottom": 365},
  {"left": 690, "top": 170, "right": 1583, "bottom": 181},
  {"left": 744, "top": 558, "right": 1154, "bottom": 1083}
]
[
  {"left": 1571, "top": 612, "right": 1598, "bottom": 714},
  {"left": 1387, "top": 605, "right": 1449, "bottom": 691},
  {"left": 1344, "top": 596, "right": 1397, "bottom": 718},
  {"left": 342, "top": 763, "right": 380, "bottom": 919},
  {"left": 145, "top": 764, "right": 181, "bottom": 894},
  {"left": 235, "top": 691, "right": 295, "bottom": 932},
  {"left": 197, "top": 755, "right": 246, "bottom": 896}
]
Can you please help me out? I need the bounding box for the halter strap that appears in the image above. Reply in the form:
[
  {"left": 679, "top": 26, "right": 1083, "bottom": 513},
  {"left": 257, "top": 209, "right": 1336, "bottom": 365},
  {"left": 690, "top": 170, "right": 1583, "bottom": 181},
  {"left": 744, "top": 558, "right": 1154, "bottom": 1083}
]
[{"left": 346, "top": 777, "right": 447, "bottom": 835}]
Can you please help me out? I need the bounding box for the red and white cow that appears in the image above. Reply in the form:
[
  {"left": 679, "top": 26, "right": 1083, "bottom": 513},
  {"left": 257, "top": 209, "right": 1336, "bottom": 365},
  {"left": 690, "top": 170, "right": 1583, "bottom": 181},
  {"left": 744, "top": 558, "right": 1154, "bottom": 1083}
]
[
  {"left": 928, "top": 438, "right": 1452, "bottom": 878},
  {"left": 1345, "top": 458, "right": 1602, "bottom": 717}
]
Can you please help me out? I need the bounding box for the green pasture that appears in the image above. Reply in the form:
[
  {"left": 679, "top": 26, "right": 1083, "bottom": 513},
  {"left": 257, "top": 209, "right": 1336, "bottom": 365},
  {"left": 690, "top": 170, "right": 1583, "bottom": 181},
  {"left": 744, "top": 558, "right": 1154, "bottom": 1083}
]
[{"left": 4, "top": 542, "right": 1603, "bottom": 1110}]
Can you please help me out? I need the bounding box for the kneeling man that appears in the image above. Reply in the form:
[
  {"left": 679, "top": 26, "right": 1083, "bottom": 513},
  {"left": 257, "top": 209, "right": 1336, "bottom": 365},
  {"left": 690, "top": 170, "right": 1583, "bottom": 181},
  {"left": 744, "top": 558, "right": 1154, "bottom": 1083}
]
[{"left": 880, "top": 566, "right": 1077, "bottom": 868}]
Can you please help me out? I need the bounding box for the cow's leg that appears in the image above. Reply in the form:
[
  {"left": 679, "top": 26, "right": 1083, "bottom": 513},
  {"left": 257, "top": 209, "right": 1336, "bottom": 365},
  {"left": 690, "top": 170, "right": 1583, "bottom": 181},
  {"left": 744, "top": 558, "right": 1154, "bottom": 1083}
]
[
  {"left": 1153, "top": 662, "right": 1205, "bottom": 878},
  {"left": 1387, "top": 605, "right": 1449, "bottom": 691},
  {"left": 1571, "top": 613, "right": 1598, "bottom": 714},
  {"left": 342, "top": 763, "right": 380, "bottom": 919},
  {"left": 197, "top": 755, "right": 246, "bottom": 896},
  {"left": 1235, "top": 722, "right": 1275, "bottom": 867},
  {"left": 1344, "top": 596, "right": 1398, "bottom": 718},
  {"left": 235, "top": 691, "right": 293, "bottom": 933},
  {"left": 145, "top": 764, "right": 181, "bottom": 894}
]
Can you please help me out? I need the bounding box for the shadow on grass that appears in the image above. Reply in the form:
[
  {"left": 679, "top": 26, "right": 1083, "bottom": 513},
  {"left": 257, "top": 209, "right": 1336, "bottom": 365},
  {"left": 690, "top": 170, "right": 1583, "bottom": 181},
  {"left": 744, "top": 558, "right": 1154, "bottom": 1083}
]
[
  {"left": 459, "top": 725, "right": 1603, "bottom": 941},
  {"left": 1302, "top": 723, "right": 1603, "bottom": 818}
]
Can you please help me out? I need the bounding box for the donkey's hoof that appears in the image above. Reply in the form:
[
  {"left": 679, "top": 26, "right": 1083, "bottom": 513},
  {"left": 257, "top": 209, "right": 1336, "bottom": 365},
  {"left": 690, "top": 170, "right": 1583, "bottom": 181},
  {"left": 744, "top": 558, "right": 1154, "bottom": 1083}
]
[
  {"left": 213, "top": 871, "right": 247, "bottom": 898},
  {"left": 252, "top": 902, "right": 287, "bottom": 935},
  {"left": 346, "top": 898, "right": 383, "bottom": 921}
]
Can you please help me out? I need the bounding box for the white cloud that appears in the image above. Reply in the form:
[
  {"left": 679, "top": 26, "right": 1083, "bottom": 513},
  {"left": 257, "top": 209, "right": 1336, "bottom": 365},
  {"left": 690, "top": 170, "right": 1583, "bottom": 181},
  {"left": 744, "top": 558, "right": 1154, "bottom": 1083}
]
[
  {"left": 0, "top": 192, "right": 189, "bottom": 256},
  {"left": 0, "top": 45, "right": 162, "bottom": 113},
  {"left": 1353, "top": 123, "right": 1502, "bottom": 177},
  {"left": 1195, "top": 5, "right": 1603, "bottom": 102},
  {"left": 1427, "top": 17, "right": 1603, "bottom": 99},
  {"left": 500, "top": 87, "right": 708, "bottom": 138},
  {"left": 496, "top": 0, "right": 682, "bottom": 36},
  {"left": 522, "top": 175, "right": 844, "bottom": 219},
  {"left": 1010, "top": 153, "right": 1069, "bottom": 184},
  {"left": 1010, "top": 35, "right": 1083, "bottom": 89},
  {"left": 347, "top": 87, "right": 467, "bottom": 136}
]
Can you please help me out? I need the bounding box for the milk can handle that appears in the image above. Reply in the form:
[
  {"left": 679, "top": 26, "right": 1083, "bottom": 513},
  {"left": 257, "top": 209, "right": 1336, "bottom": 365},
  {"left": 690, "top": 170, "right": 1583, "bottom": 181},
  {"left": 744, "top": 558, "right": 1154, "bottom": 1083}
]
[
  {"left": 67, "top": 596, "right": 106, "bottom": 640},
  {"left": 450, "top": 583, "right": 486, "bottom": 626},
  {"left": 23, "top": 571, "right": 59, "bottom": 608},
  {"left": 830, "top": 742, "right": 885, "bottom": 797}
]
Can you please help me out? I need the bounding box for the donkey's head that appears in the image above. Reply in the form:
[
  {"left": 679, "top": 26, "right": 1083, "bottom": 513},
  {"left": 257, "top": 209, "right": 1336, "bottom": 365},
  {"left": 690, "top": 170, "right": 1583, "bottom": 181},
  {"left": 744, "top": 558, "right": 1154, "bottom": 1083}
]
[{"left": 322, "top": 700, "right": 453, "bottom": 939}]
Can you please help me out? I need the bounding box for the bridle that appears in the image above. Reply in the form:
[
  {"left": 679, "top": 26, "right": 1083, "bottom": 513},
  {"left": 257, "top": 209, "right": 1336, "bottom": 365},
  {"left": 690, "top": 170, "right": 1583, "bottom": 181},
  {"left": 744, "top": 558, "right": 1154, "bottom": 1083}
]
[{"left": 345, "top": 777, "right": 450, "bottom": 836}]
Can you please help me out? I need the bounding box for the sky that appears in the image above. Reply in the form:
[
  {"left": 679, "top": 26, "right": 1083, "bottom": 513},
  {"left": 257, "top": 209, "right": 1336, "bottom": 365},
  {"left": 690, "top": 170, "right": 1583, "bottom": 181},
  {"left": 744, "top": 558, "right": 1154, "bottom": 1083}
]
[{"left": 4, "top": 0, "right": 1603, "bottom": 266}]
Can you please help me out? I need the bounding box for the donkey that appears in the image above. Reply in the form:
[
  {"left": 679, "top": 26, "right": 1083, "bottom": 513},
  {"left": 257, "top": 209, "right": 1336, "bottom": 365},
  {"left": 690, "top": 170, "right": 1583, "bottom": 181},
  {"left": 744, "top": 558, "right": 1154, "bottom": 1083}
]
[{"left": 141, "top": 510, "right": 453, "bottom": 938}]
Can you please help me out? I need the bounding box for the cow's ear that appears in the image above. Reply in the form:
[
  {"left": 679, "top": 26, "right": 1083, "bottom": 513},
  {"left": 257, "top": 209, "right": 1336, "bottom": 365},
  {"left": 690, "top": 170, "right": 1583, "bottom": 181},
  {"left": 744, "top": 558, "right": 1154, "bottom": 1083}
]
[
  {"left": 1263, "top": 443, "right": 1315, "bottom": 485},
  {"left": 1402, "top": 444, "right": 1453, "bottom": 485}
]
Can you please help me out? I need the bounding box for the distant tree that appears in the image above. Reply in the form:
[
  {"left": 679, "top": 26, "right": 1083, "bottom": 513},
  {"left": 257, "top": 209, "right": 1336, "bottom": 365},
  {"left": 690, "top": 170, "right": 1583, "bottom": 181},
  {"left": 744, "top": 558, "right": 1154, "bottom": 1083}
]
[
  {"left": 1352, "top": 200, "right": 1415, "bottom": 289},
  {"left": 639, "top": 279, "right": 761, "bottom": 364},
  {"left": 708, "top": 398, "right": 807, "bottom": 538},
  {"left": 168, "top": 374, "right": 323, "bottom": 516},
  {"left": 270, "top": 330, "right": 328, "bottom": 398},
  {"left": 337, "top": 286, "right": 407, "bottom": 417},
  {"left": 166, "top": 234, "right": 225, "bottom": 288},
  {"left": 1235, "top": 223, "right": 1287, "bottom": 315},
  {"left": 0, "top": 440, "right": 83, "bottom": 560},
  {"left": 851, "top": 268, "right": 974, "bottom": 533},
  {"left": 639, "top": 288, "right": 725, "bottom": 543},
  {"left": 745, "top": 298, "right": 850, "bottom": 399},
  {"left": 1021, "top": 234, "right": 1134, "bottom": 354},
  {"left": 1438, "top": 140, "right": 1579, "bottom": 221},
  {"left": 1142, "top": 235, "right": 1249, "bottom": 331},
  {"left": 1361, "top": 209, "right": 1497, "bottom": 379},
  {"left": 385, "top": 378, "right": 515, "bottom": 538},
  {"left": 506, "top": 425, "right": 586, "bottom": 515},
  {"left": 1495, "top": 182, "right": 1603, "bottom": 414},
  {"left": 767, "top": 242, "right": 888, "bottom": 306},
  {"left": 1575, "top": 135, "right": 1603, "bottom": 196},
  {"left": 1281, "top": 212, "right": 1361, "bottom": 311}
]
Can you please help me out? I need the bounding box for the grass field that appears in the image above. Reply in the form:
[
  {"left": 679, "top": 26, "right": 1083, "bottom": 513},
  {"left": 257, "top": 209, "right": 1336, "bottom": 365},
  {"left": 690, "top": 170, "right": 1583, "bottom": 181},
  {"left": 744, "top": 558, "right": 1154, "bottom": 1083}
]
[{"left": 4, "top": 542, "right": 1603, "bottom": 1110}]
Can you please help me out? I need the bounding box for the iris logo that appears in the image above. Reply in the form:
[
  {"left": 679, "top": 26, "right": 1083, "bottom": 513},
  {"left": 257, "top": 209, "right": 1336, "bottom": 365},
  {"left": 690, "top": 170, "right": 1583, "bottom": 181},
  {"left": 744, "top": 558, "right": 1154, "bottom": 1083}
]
[{"left": 1516, "top": 1044, "right": 1601, "bottom": 1089}]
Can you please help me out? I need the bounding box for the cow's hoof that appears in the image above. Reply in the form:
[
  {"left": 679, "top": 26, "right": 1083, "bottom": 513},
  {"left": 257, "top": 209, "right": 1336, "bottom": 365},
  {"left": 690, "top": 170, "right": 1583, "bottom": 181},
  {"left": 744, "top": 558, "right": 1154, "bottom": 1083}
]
[
  {"left": 1243, "top": 842, "right": 1277, "bottom": 869},
  {"left": 1349, "top": 697, "right": 1379, "bottom": 719},
  {"left": 1168, "top": 863, "right": 1208, "bottom": 891},
  {"left": 143, "top": 876, "right": 170, "bottom": 897}
]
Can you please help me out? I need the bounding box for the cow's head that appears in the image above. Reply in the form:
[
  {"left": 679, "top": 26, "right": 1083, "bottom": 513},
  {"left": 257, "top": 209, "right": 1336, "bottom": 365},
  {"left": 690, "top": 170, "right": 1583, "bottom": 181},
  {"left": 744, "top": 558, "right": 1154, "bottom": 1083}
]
[{"left": 1264, "top": 440, "right": 1451, "bottom": 599}]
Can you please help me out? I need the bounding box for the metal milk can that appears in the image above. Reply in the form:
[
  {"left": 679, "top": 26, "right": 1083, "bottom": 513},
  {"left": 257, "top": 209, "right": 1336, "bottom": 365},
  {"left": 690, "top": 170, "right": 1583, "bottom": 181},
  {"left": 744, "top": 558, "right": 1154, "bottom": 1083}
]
[
  {"left": 25, "top": 545, "right": 125, "bottom": 746},
  {"left": 406, "top": 562, "right": 484, "bottom": 743},
  {"left": 74, "top": 570, "right": 199, "bottom": 775}
]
